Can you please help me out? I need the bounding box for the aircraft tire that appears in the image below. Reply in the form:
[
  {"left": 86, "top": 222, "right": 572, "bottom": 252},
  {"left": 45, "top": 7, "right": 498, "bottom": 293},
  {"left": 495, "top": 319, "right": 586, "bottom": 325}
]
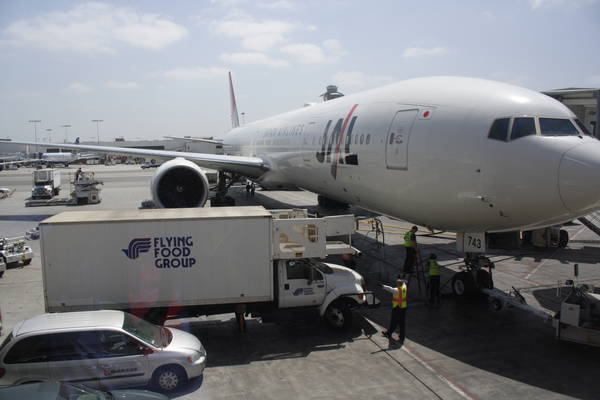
[
  {"left": 452, "top": 272, "right": 476, "bottom": 297},
  {"left": 558, "top": 229, "right": 569, "bottom": 248}
]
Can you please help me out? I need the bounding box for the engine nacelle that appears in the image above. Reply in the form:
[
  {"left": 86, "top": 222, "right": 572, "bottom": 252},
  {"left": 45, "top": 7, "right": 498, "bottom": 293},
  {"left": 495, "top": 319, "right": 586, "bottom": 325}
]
[{"left": 151, "top": 158, "right": 210, "bottom": 208}]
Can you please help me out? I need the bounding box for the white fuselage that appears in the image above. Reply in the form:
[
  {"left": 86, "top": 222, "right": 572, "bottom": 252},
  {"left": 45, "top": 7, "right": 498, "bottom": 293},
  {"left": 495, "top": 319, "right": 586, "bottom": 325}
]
[{"left": 225, "top": 77, "right": 600, "bottom": 233}]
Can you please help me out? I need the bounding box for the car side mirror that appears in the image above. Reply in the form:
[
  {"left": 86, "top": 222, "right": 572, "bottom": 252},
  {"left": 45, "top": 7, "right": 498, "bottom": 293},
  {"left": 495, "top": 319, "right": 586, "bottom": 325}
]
[{"left": 140, "top": 346, "right": 153, "bottom": 355}]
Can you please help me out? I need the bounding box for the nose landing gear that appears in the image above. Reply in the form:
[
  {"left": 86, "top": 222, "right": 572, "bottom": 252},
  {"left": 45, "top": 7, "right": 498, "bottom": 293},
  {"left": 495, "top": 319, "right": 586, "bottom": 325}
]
[{"left": 451, "top": 253, "right": 495, "bottom": 297}]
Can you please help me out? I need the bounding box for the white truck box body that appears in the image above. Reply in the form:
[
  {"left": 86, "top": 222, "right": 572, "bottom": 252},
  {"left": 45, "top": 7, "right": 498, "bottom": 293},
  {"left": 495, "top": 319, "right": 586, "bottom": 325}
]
[{"left": 40, "top": 207, "right": 273, "bottom": 312}]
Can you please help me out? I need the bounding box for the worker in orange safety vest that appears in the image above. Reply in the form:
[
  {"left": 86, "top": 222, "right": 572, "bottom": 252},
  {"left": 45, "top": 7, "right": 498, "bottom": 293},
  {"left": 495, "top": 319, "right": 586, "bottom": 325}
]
[{"left": 381, "top": 279, "right": 408, "bottom": 343}]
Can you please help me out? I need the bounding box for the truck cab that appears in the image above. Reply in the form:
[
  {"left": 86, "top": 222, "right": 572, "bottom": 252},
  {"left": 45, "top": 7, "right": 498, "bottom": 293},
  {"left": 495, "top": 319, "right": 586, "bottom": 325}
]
[{"left": 31, "top": 169, "right": 60, "bottom": 199}]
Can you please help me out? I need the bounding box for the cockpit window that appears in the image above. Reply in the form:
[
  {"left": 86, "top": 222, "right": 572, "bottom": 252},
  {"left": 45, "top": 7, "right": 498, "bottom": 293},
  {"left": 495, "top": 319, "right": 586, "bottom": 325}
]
[
  {"left": 511, "top": 117, "right": 536, "bottom": 140},
  {"left": 488, "top": 118, "right": 510, "bottom": 141},
  {"left": 574, "top": 119, "right": 592, "bottom": 136},
  {"left": 539, "top": 118, "right": 579, "bottom": 136}
]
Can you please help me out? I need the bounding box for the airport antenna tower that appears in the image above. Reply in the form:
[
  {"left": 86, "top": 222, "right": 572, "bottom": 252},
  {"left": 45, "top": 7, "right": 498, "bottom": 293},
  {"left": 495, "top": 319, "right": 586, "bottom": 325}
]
[
  {"left": 92, "top": 120, "right": 103, "bottom": 144},
  {"left": 28, "top": 119, "right": 41, "bottom": 157},
  {"left": 61, "top": 124, "right": 71, "bottom": 143}
]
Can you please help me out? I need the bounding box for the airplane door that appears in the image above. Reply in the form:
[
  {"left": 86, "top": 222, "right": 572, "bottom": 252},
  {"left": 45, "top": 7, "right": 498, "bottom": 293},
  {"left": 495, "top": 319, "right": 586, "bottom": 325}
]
[{"left": 385, "top": 110, "right": 418, "bottom": 170}]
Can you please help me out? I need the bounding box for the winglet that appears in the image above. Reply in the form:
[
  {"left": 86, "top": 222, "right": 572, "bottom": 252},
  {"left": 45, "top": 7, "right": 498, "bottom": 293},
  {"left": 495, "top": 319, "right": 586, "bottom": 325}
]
[{"left": 229, "top": 71, "right": 240, "bottom": 129}]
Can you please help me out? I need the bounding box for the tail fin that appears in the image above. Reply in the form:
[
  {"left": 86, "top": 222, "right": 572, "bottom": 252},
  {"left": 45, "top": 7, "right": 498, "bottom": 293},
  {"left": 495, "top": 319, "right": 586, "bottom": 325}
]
[{"left": 229, "top": 71, "right": 240, "bottom": 129}]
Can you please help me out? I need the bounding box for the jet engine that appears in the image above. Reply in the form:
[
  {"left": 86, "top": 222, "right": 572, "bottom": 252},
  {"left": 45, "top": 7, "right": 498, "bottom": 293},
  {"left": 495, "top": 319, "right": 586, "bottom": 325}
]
[{"left": 150, "top": 158, "right": 210, "bottom": 208}]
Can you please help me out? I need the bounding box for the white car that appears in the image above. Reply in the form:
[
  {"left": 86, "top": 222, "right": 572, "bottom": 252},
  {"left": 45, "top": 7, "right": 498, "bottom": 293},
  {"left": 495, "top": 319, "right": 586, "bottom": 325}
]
[{"left": 0, "top": 310, "right": 206, "bottom": 392}]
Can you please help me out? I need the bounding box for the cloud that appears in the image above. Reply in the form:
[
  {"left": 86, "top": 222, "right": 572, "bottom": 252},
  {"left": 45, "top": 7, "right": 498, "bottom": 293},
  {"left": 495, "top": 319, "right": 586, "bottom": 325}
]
[
  {"left": 220, "top": 52, "right": 288, "bottom": 66},
  {"left": 105, "top": 81, "right": 140, "bottom": 89},
  {"left": 401, "top": 46, "right": 449, "bottom": 58},
  {"left": 332, "top": 71, "right": 396, "bottom": 90},
  {"left": 156, "top": 66, "right": 229, "bottom": 80},
  {"left": 258, "top": 1, "right": 297, "bottom": 10},
  {"left": 67, "top": 82, "right": 92, "bottom": 93},
  {"left": 210, "top": 18, "right": 297, "bottom": 51},
  {"left": 3, "top": 2, "right": 187, "bottom": 53},
  {"left": 528, "top": 0, "right": 599, "bottom": 9},
  {"left": 280, "top": 39, "right": 346, "bottom": 64}
]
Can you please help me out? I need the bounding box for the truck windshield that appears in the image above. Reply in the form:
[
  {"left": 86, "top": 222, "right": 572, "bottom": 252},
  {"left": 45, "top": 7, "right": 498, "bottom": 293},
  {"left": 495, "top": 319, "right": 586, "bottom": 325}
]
[
  {"left": 310, "top": 260, "right": 334, "bottom": 274},
  {"left": 122, "top": 313, "right": 170, "bottom": 348}
]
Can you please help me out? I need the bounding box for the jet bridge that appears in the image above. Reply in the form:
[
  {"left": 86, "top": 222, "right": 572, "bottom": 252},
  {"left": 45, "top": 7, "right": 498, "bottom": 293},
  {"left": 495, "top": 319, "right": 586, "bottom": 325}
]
[{"left": 577, "top": 210, "right": 600, "bottom": 237}]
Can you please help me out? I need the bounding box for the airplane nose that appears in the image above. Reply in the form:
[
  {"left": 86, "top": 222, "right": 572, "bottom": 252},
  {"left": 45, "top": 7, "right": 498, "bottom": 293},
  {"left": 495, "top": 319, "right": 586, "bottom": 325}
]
[{"left": 559, "top": 142, "right": 600, "bottom": 214}]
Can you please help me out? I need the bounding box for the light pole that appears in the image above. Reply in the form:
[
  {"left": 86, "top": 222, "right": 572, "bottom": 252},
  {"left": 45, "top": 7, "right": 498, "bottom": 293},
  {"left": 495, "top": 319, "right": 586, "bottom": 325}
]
[
  {"left": 28, "top": 119, "right": 41, "bottom": 157},
  {"left": 92, "top": 120, "right": 103, "bottom": 144},
  {"left": 45, "top": 128, "right": 52, "bottom": 143},
  {"left": 60, "top": 124, "right": 71, "bottom": 143}
]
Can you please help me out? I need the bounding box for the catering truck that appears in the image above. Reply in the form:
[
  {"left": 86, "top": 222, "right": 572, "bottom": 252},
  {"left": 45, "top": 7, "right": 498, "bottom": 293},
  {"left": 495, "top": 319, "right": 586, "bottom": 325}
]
[
  {"left": 39, "top": 206, "right": 375, "bottom": 329},
  {"left": 31, "top": 168, "right": 61, "bottom": 199}
]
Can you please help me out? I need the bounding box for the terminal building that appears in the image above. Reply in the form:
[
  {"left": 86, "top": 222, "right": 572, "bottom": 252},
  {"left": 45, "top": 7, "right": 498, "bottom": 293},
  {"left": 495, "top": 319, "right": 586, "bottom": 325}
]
[{"left": 0, "top": 137, "right": 222, "bottom": 158}]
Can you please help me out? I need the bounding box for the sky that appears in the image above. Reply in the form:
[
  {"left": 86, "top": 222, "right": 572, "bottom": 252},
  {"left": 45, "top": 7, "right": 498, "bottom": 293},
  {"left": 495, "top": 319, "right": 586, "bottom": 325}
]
[{"left": 0, "top": 0, "right": 599, "bottom": 143}]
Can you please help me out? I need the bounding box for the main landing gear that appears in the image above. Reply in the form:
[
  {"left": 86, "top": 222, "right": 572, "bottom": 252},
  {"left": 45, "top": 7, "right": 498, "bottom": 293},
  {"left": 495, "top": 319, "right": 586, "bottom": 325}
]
[
  {"left": 210, "top": 171, "right": 236, "bottom": 207},
  {"left": 451, "top": 253, "right": 495, "bottom": 297}
]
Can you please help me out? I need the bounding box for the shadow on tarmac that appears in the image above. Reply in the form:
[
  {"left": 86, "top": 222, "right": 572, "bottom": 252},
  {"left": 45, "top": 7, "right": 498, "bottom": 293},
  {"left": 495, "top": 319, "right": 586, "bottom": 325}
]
[{"left": 228, "top": 186, "right": 600, "bottom": 398}]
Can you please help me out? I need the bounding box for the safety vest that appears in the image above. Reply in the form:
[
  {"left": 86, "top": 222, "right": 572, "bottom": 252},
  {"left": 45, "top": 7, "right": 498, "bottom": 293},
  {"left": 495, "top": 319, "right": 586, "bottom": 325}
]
[
  {"left": 404, "top": 231, "right": 414, "bottom": 248},
  {"left": 428, "top": 260, "right": 440, "bottom": 276},
  {"left": 392, "top": 284, "right": 408, "bottom": 309}
]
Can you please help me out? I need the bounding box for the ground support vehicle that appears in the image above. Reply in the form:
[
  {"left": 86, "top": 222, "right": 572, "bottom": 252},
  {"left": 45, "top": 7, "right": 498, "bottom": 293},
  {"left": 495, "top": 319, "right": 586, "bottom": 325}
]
[
  {"left": 39, "top": 206, "right": 376, "bottom": 329},
  {"left": 71, "top": 171, "right": 102, "bottom": 205},
  {"left": 30, "top": 169, "right": 60, "bottom": 199},
  {"left": 0, "top": 259, "right": 5, "bottom": 279},
  {"left": 553, "top": 281, "right": 600, "bottom": 347},
  {"left": 0, "top": 310, "right": 206, "bottom": 392},
  {"left": 0, "top": 237, "right": 33, "bottom": 270}
]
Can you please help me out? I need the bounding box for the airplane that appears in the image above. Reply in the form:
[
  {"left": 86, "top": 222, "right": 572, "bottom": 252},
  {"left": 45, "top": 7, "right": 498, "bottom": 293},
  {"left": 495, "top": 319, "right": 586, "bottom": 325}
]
[
  {"left": 6, "top": 74, "right": 600, "bottom": 295},
  {"left": 40, "top": 151, "right": 98, "bottom": 167}
]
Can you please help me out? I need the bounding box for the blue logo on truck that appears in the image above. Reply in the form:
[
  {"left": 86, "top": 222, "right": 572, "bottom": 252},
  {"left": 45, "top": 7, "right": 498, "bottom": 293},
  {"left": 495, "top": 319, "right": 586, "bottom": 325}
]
[
  {"left": 122, "top": 236, "right": 196, "bottom": 268},
  {"left": 122, "top": 238, "right": 151, "bottom": 259}
]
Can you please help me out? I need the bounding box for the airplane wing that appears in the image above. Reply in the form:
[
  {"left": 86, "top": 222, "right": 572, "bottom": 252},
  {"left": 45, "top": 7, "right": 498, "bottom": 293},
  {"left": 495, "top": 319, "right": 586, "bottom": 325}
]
[
  {"left": 163, "top": 136, "right": 224, "bottom": 145},
  {"left": 5, "top": 141, "right": 269, "bottom": 177}
]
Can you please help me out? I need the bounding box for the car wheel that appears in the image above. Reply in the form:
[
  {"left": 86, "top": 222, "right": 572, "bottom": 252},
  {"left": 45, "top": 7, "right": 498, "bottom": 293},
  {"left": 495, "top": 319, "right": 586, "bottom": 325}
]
[
  {"left": 152, "top": 365, "right": 186, "bottom": 392},
  {"left": 22, "top": 259, "right": 32, "bottom": 266},
  {"left": 324, "top": 301, "right": 353, "bottom": 330}
]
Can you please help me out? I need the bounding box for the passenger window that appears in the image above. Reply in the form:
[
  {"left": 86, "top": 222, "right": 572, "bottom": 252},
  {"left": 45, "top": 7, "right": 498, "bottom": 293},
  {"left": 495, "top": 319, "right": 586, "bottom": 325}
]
[
  {"left": 389, "top": 133, "right": 394, "bottom": 145},
  {"left": 286, "top": 260, "right": 310, "bottom": 280},
  {"left": 366, "top": 134, "right": 371, "bottom": 145},
  {"left": 488, "top": 118, "right": 510, "bottom": 141},
  {"left": 4, "top": 335, "right": 51, "bottom": 363},
  {"left": 360, "top": 134, "right": 364, "bottom": 145},
  {"left": 99, "top": 331, "right": 143, "bottom": 357},
  {"left": 511, "top": 117, "right": 536, "bottom": 140},
  {"left": 539, "top": 118, "right": 579, "bottom": 136},
  {"left": 575, "top": 119, "right": 592, "bottom": 136}
]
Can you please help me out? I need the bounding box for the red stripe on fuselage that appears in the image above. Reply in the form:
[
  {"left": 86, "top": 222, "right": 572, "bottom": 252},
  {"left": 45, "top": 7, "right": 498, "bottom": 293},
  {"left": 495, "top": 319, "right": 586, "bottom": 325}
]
[{"left": 331, "top": 104, "right": 359, "bottom": 179}]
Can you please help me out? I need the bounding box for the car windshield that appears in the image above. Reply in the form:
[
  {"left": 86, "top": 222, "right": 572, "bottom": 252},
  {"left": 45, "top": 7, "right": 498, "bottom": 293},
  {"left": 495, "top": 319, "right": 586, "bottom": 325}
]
[
  {"left": 58, "top": 382, "right": 109, "bottom": 400},
  {"left": 122, "top": 313, "right": 170, "bottom": 348},
  {"left": 539, "top": 118, "right": 579, "bottom": 136}
]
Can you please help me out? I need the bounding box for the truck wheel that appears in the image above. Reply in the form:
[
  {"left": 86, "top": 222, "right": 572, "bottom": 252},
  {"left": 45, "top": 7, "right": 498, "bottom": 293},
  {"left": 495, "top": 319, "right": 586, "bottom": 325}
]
[
  {"left": 452, "top": 272, "right": 476, "bottom": 297},
  {"left": 558, "top": 229, "right": 569, "bottom": 248},
  {"left": 152, "top": 365, "right": 187, "bottom": 392},
  {"left": 0, "top": 271, "right": 4, "bottom": 278},
  {"left": 324, "top": 301, "right": 353, "bottom": 330}
]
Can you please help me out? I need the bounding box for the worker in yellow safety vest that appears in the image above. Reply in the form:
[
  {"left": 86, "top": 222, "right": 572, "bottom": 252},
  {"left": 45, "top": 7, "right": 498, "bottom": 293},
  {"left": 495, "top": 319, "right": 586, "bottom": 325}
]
[
  {"left": 402, "top": 226, "right": 418, "bottom": 277},
  {"left": 381, "top": 279, "right": 408, "bottom": 344},
  {"left": 428, "top": 253, "right": 441, "bottom": 307}
]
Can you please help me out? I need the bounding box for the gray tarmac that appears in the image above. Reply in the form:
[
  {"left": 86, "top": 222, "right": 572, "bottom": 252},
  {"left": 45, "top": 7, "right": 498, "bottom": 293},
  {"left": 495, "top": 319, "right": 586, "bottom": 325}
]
[{"left": 1, "top": 164, "right": 600, "bottom": 399}]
